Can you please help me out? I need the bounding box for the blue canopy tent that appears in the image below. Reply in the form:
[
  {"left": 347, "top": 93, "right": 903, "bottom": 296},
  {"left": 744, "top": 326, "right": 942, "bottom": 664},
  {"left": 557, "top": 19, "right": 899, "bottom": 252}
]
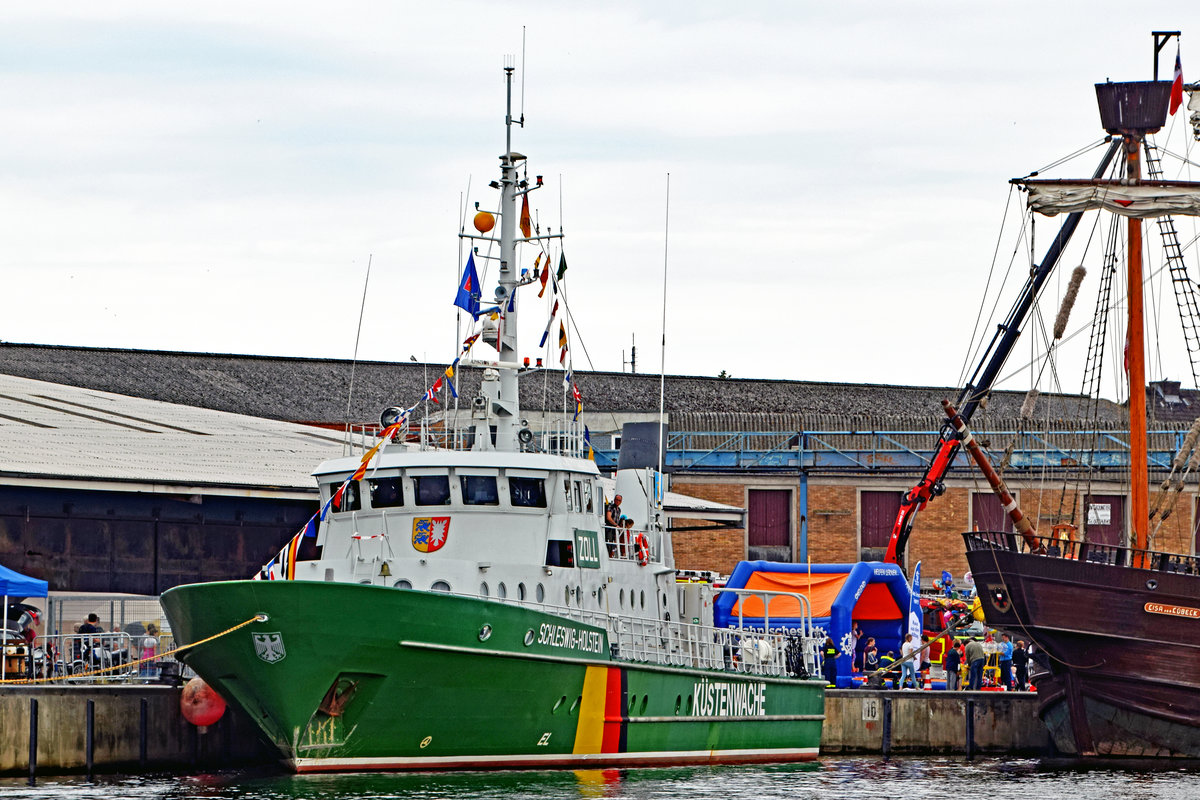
[
  {"left": 1, "top": 562, "right": 48, "bottom": 680},
  {"left": 714, "top": 561, "right": 913, "bottom": 688},
  {"left": 1, "top": 563, "right": 49, "bottom": 599}
]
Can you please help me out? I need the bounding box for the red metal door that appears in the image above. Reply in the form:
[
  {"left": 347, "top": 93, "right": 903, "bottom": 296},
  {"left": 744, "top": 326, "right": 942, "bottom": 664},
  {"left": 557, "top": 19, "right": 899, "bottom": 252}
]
[
  {"left": 748, "top": 489, "right": 791, "bottom": 562},
  {"left": 972, "top": 492, "right": 1014, "bottom": 532},
  {"left": 1084, "top": 494, "right": 1126, "bottom": 546},
  {"left": 860, "top": 491, "right": 902, "bottom": 561}
]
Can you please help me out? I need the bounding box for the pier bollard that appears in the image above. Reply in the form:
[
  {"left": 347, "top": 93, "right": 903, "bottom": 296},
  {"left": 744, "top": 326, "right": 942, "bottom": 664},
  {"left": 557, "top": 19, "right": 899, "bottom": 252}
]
[
  {"left": 28, "top": 698, "right": 38, "bottom": 786},
  {"left": 965, "top": 698, "right": 976, "bottom": 761},
  {"left": 139, "top": 698, "right": 148, "bottom": 768},
  {"left": 86, "top": 699, "right": 95, "bottom": 780},
  {"left": 881, "top": 695, "right": 893, "bottom": 759}
]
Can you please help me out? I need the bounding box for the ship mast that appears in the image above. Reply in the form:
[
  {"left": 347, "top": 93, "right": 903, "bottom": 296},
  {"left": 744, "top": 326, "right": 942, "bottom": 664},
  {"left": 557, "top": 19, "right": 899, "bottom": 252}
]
[
  {"left": 1094, "top": 78, "right": 1174, "bottom": 558},
  {"left": 492, "top": 63, "right": 523, "bottom": 453},
  {"left": 1125, "top": 132, "right": 1149, "bottom": 555}
]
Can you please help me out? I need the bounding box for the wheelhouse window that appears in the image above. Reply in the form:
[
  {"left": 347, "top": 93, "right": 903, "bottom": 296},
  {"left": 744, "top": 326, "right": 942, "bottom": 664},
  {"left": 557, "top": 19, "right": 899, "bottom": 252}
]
[
  {"left": 328, "top": 480, "right": 361, "bottom": 512},
  {"left": 460, "top": 475, "right": 499, "bottom": 505},
  {"left": 545, "top": 539, "right": 575, "bottom": 567},
  {"left": 368, "top": 477, "right": 404, "bottom": 508},
  {"left": 509, "top": 476, "right": 547, "bottom": 508},
  {"left": 414, "top": 475, "right": 451, "bottom": 505}
]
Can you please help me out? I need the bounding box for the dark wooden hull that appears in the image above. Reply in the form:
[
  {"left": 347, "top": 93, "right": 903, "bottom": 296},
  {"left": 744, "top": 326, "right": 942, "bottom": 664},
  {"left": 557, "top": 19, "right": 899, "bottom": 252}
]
[{"left": 963, "top": 532, "right": 1200, "bottom": 757}]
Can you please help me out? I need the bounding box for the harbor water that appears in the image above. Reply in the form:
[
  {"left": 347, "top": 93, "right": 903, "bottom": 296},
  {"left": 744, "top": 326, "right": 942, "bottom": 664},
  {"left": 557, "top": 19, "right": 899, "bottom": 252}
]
[{"left": 2, "top": 758, "right": 1198, "bottom": 800}]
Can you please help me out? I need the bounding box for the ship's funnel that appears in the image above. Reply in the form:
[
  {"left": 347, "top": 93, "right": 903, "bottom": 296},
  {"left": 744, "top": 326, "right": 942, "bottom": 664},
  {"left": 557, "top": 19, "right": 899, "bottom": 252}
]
[
  {"left": 617, "top": 422, "right": 668, "bottom": 471},
  {"left": 1095, "top": 80, "right": 1172, "bottom": 135}
]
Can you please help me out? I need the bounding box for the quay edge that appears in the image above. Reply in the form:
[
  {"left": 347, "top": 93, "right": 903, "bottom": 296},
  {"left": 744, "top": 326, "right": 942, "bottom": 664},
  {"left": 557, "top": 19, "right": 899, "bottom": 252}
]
[{"left": 1, "top": 686, "right": 1053, "bottom": 776}]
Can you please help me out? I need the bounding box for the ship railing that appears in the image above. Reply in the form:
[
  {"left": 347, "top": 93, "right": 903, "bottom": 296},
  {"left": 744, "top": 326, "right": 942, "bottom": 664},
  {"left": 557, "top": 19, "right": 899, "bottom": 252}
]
[
  {"left": 464, "top": 591, "right": 820, "bottom": 678},
  {"left": 604, "top": 528, "right": 664, "bottom": 564},
  {"left": 343, "top": 418, "right": 593, "bottom": 459},
  {"left": 964, "top": 530, "right": 1200, "bottom": 575},
  {"left": 604, "top": 614, "right": 818, "bottom": 678}
]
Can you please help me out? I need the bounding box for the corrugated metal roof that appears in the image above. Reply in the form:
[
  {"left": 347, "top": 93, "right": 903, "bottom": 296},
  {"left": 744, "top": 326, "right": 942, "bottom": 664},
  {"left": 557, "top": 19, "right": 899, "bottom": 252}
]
[
  {"left": 0, "top": 373, "right": 345, "bottom": 492},
  {"left": 0, "top": 342, "right": 1136, "bottom": 428}
]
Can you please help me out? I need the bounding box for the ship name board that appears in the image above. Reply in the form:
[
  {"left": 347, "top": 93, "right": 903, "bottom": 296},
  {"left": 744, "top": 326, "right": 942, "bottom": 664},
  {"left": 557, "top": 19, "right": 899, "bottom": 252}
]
[
  {"left": 1144, "top": 602, "right": 1200, "bottom": 619},
  {"left": 692, "top": 679, "right": 766, "bottom": 717},
  {"left": 536, "top": 622, "right": 606, "bottom": 654}
]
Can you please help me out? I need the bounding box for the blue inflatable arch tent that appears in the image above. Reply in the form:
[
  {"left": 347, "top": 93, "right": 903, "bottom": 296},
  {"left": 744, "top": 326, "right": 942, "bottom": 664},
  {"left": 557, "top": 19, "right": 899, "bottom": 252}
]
[{"left": 713, "top": 561, "right": 913, "bottom": 688}]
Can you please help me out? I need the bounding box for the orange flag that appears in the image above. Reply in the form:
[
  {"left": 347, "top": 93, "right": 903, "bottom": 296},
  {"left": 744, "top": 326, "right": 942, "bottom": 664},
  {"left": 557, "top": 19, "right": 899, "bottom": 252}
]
[{"left": 520, "top": 193, "right": 532, "bottom": 238}]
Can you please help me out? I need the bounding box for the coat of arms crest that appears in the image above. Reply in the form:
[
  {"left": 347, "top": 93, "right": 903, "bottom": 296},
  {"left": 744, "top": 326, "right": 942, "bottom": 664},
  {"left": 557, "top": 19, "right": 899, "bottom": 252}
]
[
  {"left": 252, "top": 632, "right": 287, "bottom": 663},
  {"left": 412, "top": 516, "right": 451, "bottom": 553}
]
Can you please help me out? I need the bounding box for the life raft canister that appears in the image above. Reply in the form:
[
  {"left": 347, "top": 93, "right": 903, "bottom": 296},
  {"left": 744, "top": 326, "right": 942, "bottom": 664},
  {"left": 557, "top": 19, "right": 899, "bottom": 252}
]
[{"left": 634, "top": 533, "right": 650, "bottom": 566}]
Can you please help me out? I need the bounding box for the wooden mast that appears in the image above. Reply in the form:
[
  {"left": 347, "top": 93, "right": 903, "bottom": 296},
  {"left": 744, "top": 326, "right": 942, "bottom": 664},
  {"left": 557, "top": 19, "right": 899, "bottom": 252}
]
[
  {"left": 1125, "top": 135, "right": 1149, "bottom": 555},
  {"left": 1093, "top": 77, "right": 1172, "bottom": 560}
]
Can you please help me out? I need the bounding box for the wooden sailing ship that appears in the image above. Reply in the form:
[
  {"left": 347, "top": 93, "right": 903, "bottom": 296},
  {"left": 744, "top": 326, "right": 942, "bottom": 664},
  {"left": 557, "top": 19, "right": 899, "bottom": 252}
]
[{"left": 963, "top": 46, "right": 1200, "bottom": 757}]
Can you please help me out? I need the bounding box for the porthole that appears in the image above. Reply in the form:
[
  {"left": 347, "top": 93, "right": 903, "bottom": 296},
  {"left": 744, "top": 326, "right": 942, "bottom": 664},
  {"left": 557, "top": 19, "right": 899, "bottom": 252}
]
[
  {"left": 597, "top": 585, "right": 605, "bottom": 608},
  {"left": 661, "top": 593, "right": 667, "bottom": 608},
  {"left": 480, "top": 582, "right": 489, "bottom": 597},
  {"left": 640, "top": 696, "right": 649, "bottom": 714},
  {"left": 628, "top": 694, "right": 637, "bottom": 713},
  {"left": 431, "top": 580, "right": 451, "bottom": 593},
  {"left": 497, "top": 582, "right": 507, "bottom": 599},
  {"left": 687, "top": 695, "right": 694, "bottom": 713},
  {"left": 518, "top": 582, "right": 527, "bottom": 601},
  {"left": 619, "top": 588, "right": 625, "bottom": 608},
  {"left": 640, "top": 590, "right": 646, "bottom": 609},
  {"left": 576, "top": 585, "right": 583, "bottom": 607},
  {"left": 524, "top": 629, "right": 536, "bottom": 646},
  {"left": 536, "top": 583, "right": 546, "bottom": 603},
  {"left": 478, "top": 624, "right": 492, "bottom": 642},
  {"left": 393, "top": 579, "right": 413, "bottom": 589},
  {"left": 675, "top": 696, "right": 682, "bottom": 715},
  {"left": 569, "top": 696, "right": 581, "bottom": 715},
  {"left": 565, "top": 586, "right": 572, "bottom": 606}
]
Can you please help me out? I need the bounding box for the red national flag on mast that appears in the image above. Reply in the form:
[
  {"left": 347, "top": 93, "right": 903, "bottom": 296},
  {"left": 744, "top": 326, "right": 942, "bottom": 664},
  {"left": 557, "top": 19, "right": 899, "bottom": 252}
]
[{"left": 1170, "top": 52, "right": 1184, "bottom": 116}]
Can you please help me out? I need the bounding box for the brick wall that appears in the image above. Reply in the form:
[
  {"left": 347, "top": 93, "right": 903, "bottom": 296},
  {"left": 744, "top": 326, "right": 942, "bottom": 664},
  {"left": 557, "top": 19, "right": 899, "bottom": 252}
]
[
  {"left": 670, "top": 480, "right": 746, "bottom": 574},
  {"left": 667, "top": 475, "right": 1198, "bottom": 583},
  {"left": 907, "top": 487, "right": 971, "bottom": 578},
  {"left": 807, "top": 484, "right": 857, "bottom": 564}
]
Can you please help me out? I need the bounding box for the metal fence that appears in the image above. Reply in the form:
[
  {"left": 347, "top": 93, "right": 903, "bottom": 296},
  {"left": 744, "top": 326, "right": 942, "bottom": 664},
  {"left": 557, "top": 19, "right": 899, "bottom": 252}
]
[{"left": 2, "top": 593, "right": 190, "bottom": 685}]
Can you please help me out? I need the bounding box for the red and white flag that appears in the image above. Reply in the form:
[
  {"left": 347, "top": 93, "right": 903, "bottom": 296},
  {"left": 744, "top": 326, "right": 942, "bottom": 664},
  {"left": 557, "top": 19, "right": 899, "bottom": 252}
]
[{"left": 1170, "top": 52, "right": 1184, "bottom": 116}]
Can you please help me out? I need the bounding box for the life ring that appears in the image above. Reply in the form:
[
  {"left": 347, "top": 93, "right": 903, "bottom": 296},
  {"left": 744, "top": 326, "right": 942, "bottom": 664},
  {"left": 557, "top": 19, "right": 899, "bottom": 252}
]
[{"left": 634, "top": 533, "right": 650, "bottom": 566}]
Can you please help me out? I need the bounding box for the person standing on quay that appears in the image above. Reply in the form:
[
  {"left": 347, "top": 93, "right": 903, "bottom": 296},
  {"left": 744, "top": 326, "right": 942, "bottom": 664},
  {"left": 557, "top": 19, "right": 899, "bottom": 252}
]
[
  {"left": 965, "top": 637, "right": 986, "bottom": 690},
  {"left": 1012, "top": 640, "right": 1030, "bottom": 691},
  {"left": 822, "top": 637, "right": 838, "bottom": 687},
  {"left": 944, "top": 640, "right": 963, "bottom": 691},
  {"left": 899, "top": 633, "right": 917, "bottom": 689},
  {"left": 998, "top": 633, "right": 1014, "bottom": 690}
]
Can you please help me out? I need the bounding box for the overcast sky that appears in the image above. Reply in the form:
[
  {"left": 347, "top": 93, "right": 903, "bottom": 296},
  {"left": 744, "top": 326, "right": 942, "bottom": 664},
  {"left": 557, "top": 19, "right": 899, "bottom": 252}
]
[{"left": 4, "top": 2, "right": 1200, "bottom": 400}]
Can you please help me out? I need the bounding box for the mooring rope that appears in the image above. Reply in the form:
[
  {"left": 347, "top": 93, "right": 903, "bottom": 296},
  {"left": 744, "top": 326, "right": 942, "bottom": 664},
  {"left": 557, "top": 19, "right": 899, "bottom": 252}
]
[{"left": 0, "top": 614, "right": 266, "bottom": 686}]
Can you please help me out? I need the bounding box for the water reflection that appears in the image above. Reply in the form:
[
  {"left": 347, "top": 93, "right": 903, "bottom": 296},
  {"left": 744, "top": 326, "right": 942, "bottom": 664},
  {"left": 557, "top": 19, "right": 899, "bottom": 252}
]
[{"left": 2, "top": 758, "right": 1199, "bottom": 800}]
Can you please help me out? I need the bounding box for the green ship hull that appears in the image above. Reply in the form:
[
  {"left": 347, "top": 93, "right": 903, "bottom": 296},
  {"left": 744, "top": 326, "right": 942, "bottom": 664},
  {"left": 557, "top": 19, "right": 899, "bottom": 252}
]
[{"left": 161, "top": 581, "right": 824, "bottom": 772}]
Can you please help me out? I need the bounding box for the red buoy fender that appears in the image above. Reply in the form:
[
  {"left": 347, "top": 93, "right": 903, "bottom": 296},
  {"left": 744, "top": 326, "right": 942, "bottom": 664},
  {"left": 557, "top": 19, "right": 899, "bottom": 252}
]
[
  {"left": 634, "top": 533, "right": 650, "bottom": 566},
  {"left": 181, "top": 676, "right": 227, "bottom": 727}
]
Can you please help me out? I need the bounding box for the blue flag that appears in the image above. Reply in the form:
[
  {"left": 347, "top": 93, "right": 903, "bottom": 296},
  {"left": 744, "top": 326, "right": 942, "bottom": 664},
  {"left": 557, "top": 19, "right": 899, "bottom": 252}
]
[
  {"left": 454, "top": 253, "right": 482, "bottom": 318},
  {"left": 908, "top": 561, "right": 923, "bottom": 643}
]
